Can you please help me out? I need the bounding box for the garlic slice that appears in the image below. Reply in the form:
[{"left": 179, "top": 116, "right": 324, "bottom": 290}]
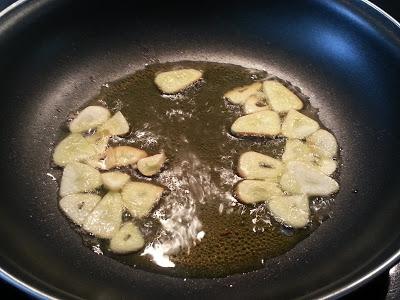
[
  {"left": 231, "top": 110, "right": 281, "bottom": 137},
  {"left": 237, "top": 151, "right": 283, "bottom": 180},
  {"left": 268, "top": 195, "right": 310, "bottom": 228},
  {"left": 263, "top": 81, "right": 303, "bottom": 113},
  {"left": 281, "top": 110, "right": 319, "bottom": 139},
  {"left": 154, "top": 69, "right": 202, "bottom": 94},
  {"left": 109, "top": 222, "right": 145, "bottom": 254},
  {"left": 59, "top": 162, "right": 102, "bottom": 197},
  {"left": 243, "top": 92, "right": 269, "bottom": 114},
  {"left": 83, "top": 192, "right": 123, "bottom": 239},
  {"left": 317, "top": 158, "right": 337, "bottom": 176},
  {"left": 59, "top": 193, "right": 101, "bottom": 226},
  {"left": 224, "top": 82, "right": 262, "bottom": 105},
  {"left": 98, "top": 112, "right": 130, "bottom": 136},
  {"left": 235, "top": 180, "right": 283, "bottom": 204},
  {"left": 306, "top": 129, "right": 338, "bottom": 158},
  {"left": 137, "top": 153, "right": 166, "bottom": 176},
  {"left": 53, "top": 133, "right": 97, "bottom": 167},
  {"left": 69, "top": 106, "right": 111, "bottom": 133},
  {"left": 101, "top": 171, "right": 130, "bottom": 191},
  {"left": 85, "top": 130, "right": 110, "bottom": 155},
  {"left": 104, "top": 146, "right": 147, "bottom": 169},
  {"left": 282, "top": 139, "right": 315, "bottom": 163},
  {"left": 282, "top": 139, "right": 337, "bottom": 175},
  {"left": 280, "top": 161, "right": 339, "bottom": 196},
  {"left": 121, "top": 182, "right": 164, "bottom": 218},
  {"left": 84, "top": 155, "right": 107, "bottom": 170}
]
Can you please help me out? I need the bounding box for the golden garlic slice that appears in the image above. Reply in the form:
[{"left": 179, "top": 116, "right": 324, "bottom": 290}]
[
  {"left": 109, "top": 222, "right": 145, "bottom": 254},
  {"left": 263, "top": 81, "right": 303, "bottom": 113},
  {"left": 155, "top": 69, "right": 202, "bottom": 94},
  {"left": 231, "top": 110, "right": 281, "bottom": 137},
  {"left": 121, "top": 182, "right": 164, "bottom": 218},
  {"left": 69, "top": 106, "right": 111, "bottom": 133},
  {"left": 59, "top": 162, "right": 102, "bottom": 197},
  {"left": 83, "top": 192, "right": 123, "bottom": 239}
]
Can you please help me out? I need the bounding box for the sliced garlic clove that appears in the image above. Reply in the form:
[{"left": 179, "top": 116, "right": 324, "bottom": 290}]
[
  {"left": 237, "top": 151, "right": 283, "bottom": 180},
  {"left": 306, "top": 129, "right": 338, "bottom": 158},
  {"left": 243, "top": 92, "right": 269, "bottom": 114},
  {"left": 263, "top": 81, "right": 303, "bottom": 113},
  {"left": 279, "top": 172, "right": 302, "bottom": 195},
  {"left": 235, "top": 179, "right": 283, "bottom": 204},
  {"left": 85, "top": 130, "right": 110, "bottom": 155},
  {"left": 109, "top": 222, "right": 145, "bottom": 254},
  {"left": 83, "top": 192, "right": 123, "bottom": 239},
  {"left": 53, "top": 133, "right": 97, "bottom": 167},
  {"left": 282, "top": 139, "right": 315, "bottom": 163},
  {"left": 231, "top": 110, "right": 281, "bottom": 137},
  {"left": 69, "top": 106, "right": 111, "bottom": 133},
  {"left": 101, "top": 171, "right": 130, "bottom": 191},
  {"left": 121, "top": 182, "right": 164, "bottom": 218},
  {"left": 99, "top": 111, "right": 130, "bottom": 136},
  {"left": 282, "top": 138, "right": 338, "bottom": 175},
  {"left": 154, "top": 69, "right": 202, "bottom": 94},
  {"left": 317, "top": 158, "right": 337, "bottom": 175},
  {"left": 280, "top": 161, "right": 339, "bottom": 196},
  {"left": 104, "top": 146, "right": 148, "bottom": 169},
  {"left": 137, "top": 153, "right": 166, "bottom": 176},
  {"left": 59, "top": 193, "right": 101, "bottom": 226},
  {"left": 281, "top": 110, "right": 319, "bottom": 139},
  {"left": 268, "top": 195, "right": 310, "bottom": 228},
  {"left": 59, "top": 162, "right": 102, "bottom": 197},
  {"left": 224, "top": 82, "right": 263, "bottom": 105},
  {"left": 84, "top": 155, "right": 107, "bottom": 170}
]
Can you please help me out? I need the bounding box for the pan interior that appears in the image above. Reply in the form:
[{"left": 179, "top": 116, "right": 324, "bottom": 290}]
[{"left": 0, "top": 0, "right": 399, "bottom": 299}]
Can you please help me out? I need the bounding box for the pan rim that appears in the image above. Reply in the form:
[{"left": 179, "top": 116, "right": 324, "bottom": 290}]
[{"left": 0, "top": 0, "right": 399, "bottom": 299}]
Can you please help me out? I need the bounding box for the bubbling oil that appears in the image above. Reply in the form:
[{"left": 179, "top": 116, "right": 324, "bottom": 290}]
[{"left": 76, "top": 61, "right": 339, "bottom": 278}]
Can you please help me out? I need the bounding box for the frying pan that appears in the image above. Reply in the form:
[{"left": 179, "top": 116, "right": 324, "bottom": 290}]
[{"left": 0, "top": 0, "right": 399, "bottom": 299}]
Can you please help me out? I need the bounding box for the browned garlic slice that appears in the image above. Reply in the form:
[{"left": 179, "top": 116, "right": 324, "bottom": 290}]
[
  {"left": 98, "top": 111, "right": 130, "bottom": 136},
  {"left": 83, "top": 192, "right": 123, "bottom": 238},
  {"left": 137, "top": 153, "right": 166, "bottom": 176},
  {"left": 104, "top": 146, "right": 147, "bottom": 169},
  {"left": 235, "top": 180, "right": 283, "bottom": 204},
  {"left": 53, "top": 133, "right": 97, "bottom": 167},
  {"left": 263, "top": 81, "right": 303, "bottom": 113},
  {"left": 268, "top": 195, "right": 309, "bottom": 228},
  {"left": 281, "top": 110, "right": 320, "bottom": 139},
  {"left": 231, "top": 110, "right": 281, "bottom": 137},
  {"left": 69, "top": 106, "right": 111, "bottom": 133},
  {"left": 109, "top": 222, "right": 145, "bottom": 254},
  {"left": 121, "top": 182, "right": 164, "bottom": 218},
  {"left": 59, "top": 193, "right": 101, "bottom": 226},
  {"left": 224, "top": 82, "right": 262, "bottom": 105},
  {"left": 101, "top": 171, "right": 130, "bottom": 191},
  {"left": 59, "top": 162, "right": 102, "bottom": 197},
  {"left": 154, "top": 69, "right": 202, "bottom": 94},
  {"left": 243, "top": 92, "right": 269, "bottom": 114},
  {"left": 280, "top": 161, "right": 339, "bottom": 196},
  {"left": 237, "top": 151, "right": 283, "bottom": 180}
]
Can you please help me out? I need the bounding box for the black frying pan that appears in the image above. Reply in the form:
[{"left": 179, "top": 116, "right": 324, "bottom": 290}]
[{"left": 0, "top": 0, "right": 400, "bottom": 299}]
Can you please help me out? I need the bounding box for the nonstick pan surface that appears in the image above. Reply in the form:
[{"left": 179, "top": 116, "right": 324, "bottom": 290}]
[{"left": 0, "top": 0, "right": 400, "bottom": 299}]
